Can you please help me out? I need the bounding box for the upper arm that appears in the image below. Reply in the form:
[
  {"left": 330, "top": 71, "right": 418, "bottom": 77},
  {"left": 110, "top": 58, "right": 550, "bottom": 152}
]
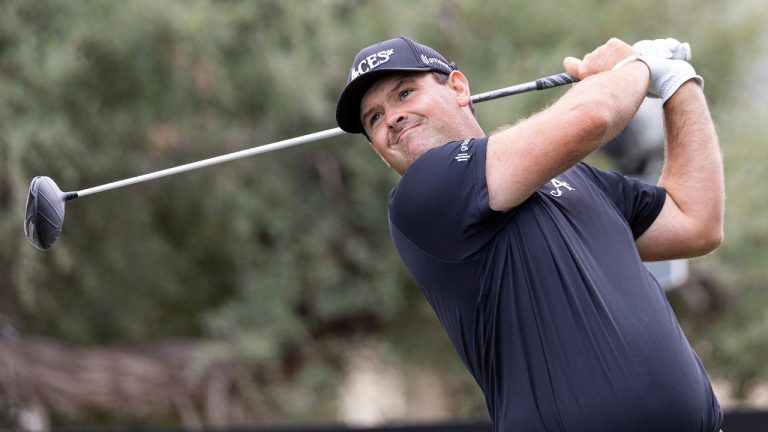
[
  {"left": 485, "top": 59, "right": 653, "bottom": 212},
  {"left": 636, "top": 193, "right": 723, "bottom": 261},
  {"left": 390, "top": 139, "right": 508, "bottom": 262},
  {"left": 638, "top": 82, "right": 724, "bottom": 261}
]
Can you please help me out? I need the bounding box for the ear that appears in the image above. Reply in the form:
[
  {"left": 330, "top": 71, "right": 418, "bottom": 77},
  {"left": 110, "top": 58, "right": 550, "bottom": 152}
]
[{"left": 446, "top": 70, "right": 472, "bottom": 108}]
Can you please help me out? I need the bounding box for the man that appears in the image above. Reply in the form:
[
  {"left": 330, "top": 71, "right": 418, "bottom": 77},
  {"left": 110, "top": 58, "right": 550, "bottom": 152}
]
[{"left": 335, "top": 36, "right": 724, "bottom": 432}]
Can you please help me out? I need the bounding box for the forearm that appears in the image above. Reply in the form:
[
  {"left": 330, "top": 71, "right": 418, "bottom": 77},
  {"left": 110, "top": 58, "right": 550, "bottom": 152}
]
[
  {"left": 528, "top": 58, "right": 650, "bottom": 172},
  {"left": 562, "top": 60, "right": 650, "bottom": 147},
  {"left": 659, "top": 81, "right": 724, "bottom": 247},
  {"left": 486, "top": 61, "right": 648, "bottom": 210},
  {"left": 559, "top": 42, "right": 651, "bottom": 151},
  {"left": 487, "top": 38, "right": 650, "bottom": 211}
]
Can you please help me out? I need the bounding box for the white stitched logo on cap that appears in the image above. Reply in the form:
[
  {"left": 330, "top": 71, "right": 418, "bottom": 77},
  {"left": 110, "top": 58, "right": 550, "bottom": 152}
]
[
  {"left": 350, "top": 49, "right": 395, "bottom": 80},
  {"left": 419, "top": 54, "right": 450, "bottom": 71}
]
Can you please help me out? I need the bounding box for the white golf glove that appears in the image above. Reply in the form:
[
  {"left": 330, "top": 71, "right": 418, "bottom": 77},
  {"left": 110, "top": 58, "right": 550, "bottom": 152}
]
[
  {"left": 641, "top": 56, "right": 703, "bottom": 103},
  {"left": 633, "top": 38, "right": 692, "bottom": 61},
  {"left": 629, "top": 38, "right": 703, "bottom": 103}
]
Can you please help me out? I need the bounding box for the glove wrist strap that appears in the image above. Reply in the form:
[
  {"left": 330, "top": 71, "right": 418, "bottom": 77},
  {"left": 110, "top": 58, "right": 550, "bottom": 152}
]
[{"left": 612, "top": 55, "right": 650, "bottom": 73}]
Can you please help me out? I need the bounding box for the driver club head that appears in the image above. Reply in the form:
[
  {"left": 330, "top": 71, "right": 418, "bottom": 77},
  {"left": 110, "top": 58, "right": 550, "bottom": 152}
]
[{"left": 24, "top": 176, "right": 76, "bottom": 250}]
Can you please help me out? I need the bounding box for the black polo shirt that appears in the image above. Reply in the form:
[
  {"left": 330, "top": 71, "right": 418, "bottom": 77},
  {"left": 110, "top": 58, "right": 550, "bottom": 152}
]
[{"left": 388, "top": 137, "right": 722, "bottom": 432}]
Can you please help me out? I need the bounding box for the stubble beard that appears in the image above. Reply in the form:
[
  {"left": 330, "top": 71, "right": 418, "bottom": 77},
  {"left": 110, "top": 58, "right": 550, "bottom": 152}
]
[{"left": 392, "top": 126, "right": 436, "bottom": 174}]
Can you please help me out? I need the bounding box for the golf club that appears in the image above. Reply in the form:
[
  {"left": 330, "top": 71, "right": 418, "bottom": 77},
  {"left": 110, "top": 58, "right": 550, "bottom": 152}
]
[{"left": 24, "top": 72, "right": 577, "bottom": 250}]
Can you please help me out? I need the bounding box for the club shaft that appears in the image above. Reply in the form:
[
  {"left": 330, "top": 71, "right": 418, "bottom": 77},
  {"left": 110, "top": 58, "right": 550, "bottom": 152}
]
[
  {"left": 76, "top": 128, "right": 347, "bottom": 197},
  {"left": 74, "top": 72, "right": 577, "bottom": 198}
]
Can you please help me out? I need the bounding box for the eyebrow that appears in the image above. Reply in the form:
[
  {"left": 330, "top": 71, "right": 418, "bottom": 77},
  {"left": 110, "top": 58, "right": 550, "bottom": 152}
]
[{"left": 360, "top": 77, "right": 419, "bottom": 127}]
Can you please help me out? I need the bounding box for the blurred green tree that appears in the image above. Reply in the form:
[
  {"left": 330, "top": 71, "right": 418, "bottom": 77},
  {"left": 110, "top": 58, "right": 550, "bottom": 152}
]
[{"left": 0, "top": 0, "right": 765, "bottom": 427}]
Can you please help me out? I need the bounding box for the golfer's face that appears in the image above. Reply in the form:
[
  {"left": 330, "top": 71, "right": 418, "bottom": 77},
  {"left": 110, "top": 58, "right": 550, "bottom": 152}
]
[{"left": 360, "top": 72, "right": 459, "bottom": 175}]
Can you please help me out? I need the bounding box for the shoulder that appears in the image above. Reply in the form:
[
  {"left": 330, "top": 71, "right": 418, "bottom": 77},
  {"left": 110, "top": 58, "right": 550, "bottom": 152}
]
[
  {"left": 568, "top": 163, "right": 629, "bottom": 194},
  {"left": 407, "top": 137, "right": 488, "bottom": 174},
  {"left": 388, "top": 137, "right": 508, "bottom": 263},
  {"left": 393, "top": 137, "right": 488, "bottom": 199}
]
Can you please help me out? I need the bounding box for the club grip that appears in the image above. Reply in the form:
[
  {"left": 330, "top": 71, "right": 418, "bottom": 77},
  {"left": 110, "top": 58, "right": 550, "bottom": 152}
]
[{"left": 535, "top": 73, "right": 578, "bottom": 90}]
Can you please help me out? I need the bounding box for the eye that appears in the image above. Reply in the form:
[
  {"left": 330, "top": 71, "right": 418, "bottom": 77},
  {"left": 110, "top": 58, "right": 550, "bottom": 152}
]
[
  {"left": 399, "top": 89, "right": 413, "bottom": 100},
  {"left": 369, "top": 112, "right": 382, "bottom": 127}
]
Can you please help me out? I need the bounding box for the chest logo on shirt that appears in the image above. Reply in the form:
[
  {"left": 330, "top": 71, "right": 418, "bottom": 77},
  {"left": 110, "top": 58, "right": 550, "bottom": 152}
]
[
  {"left": 549, "top": 178, "right": 575, "bottom": 196},
  {"left": 455, "top": 140, "right": 470, "bottom": 162}
]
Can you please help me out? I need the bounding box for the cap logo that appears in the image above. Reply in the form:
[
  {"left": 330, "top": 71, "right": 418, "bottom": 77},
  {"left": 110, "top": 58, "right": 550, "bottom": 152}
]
[
  {"left": 419, "top": 53, "right": 450, "bottom": 71},
  {"left": 350, "top": 49, "right": 395, "bottom": 81}
]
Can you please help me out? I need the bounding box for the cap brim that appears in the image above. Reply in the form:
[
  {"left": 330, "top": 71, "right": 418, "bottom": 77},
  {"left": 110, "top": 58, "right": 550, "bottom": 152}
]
[{"left": 335, "top": 67, "right": 432, "bottom": 134}]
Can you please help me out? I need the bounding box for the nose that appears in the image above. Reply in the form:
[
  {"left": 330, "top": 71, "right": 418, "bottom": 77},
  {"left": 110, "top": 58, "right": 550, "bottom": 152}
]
[{"left": 386, "top": 110, "right": 407, "bottom": 129}]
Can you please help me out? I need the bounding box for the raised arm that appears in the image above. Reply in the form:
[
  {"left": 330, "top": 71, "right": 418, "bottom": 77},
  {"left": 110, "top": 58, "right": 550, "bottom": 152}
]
[
  {"left": 635, "top": 81, "right": 724, "bottom": 260},
  {"left": 485, "top": 38, "right": 649, "bottom": 211}
]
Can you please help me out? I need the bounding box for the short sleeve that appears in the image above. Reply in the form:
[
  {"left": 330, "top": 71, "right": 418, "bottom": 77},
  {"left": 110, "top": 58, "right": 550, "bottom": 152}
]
[
  {"left": 580, "top": 164, "right": 667, "bottom": 238},
  {"left": 387, "top": 138, "right": 509, "bottom": 262}
]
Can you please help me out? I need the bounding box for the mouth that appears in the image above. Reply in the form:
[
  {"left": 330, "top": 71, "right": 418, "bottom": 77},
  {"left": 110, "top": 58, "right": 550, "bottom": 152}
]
[{"left": 393, "top": 124, "right": 420, "bottom": 146}]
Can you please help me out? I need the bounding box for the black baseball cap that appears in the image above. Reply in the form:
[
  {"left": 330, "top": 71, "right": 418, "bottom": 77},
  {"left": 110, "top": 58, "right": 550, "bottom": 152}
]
[{"left": 335, "top": 36, "right": 456, "bottom": 134}]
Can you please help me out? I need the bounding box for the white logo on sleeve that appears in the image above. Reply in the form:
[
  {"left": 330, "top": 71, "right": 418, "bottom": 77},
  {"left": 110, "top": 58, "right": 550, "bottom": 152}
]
[
  {"left": 455, "top": 140, "right": 470, "bottom": 162},
  {"left": 549, "top": 178, "right": 575, "bottom": 196}
]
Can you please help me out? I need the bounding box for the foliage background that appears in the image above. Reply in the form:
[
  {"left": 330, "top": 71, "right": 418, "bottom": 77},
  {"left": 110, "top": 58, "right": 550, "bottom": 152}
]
[{"left": 1, "top": 0, "right": 766, "bottom": 427}]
